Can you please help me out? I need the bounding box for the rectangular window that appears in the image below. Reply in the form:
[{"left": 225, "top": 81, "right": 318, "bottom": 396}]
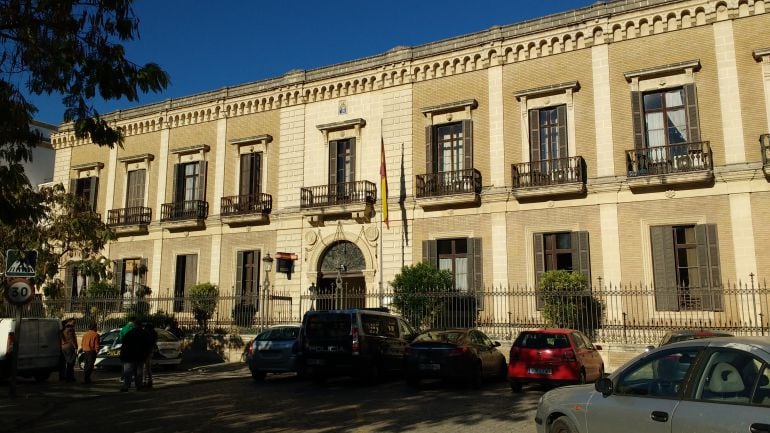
[
  {"left": 125, "top": 169, "right": 146, "bottom": 209},
  {"left": 239, "top": 152, "right": 262, "bottom": 198},
  {"left": 173, "top": 161, "right": 207, "bottom": 203},
  {"left": 423, "top": 237, "right": 482, "bottom": 293},
  {"left": 426, "top": 120, "right": 473, "bottom": 175},
  {"left": 650, "top": 224, "right": 722, "bottom": 311},
  {"left": 173, "top": 254, "right": 198, "bottom": 312},
  {"left": 328, "top": 138, "right": 356, "bottom": 185},
  {"left": 534, "top": 231, "right": 591, "bottom": 289},
  {"left": 65, "top": 263, "right": 90, "bottom": 298},
  {"left": 72, "top": 176, "right": 99, "bottom": 211},
  {"left": 235, "top": 250, "right": 260, "bottom": 306},
  {"left": 114, "top": 258, "right": 147, "bottom": 308},
  {"left": 643, "top": 88, "right": 688, "bottom": 147},
  {"left": 529, "top": 105, "right": 567, "bottom": 164}
]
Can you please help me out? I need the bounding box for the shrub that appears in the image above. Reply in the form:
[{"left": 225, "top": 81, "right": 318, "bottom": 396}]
[
  {"left": 188, "top": 282, "right": 219, "bottom": 331},
  {"left": 538, "top": 270, "right": 603, "bottom": 335},
  {"left": 390, "top": 262, "right": 459, "bottom": 329}
]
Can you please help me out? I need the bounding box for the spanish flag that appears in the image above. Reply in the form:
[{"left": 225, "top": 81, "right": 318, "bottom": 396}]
[{"left": 380, "top": 137, "right": 389, "bottom": 229}]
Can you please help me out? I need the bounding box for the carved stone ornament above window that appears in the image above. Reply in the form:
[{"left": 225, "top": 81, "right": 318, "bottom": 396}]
[
  {"left": 71, "top": 162, "right": 104, "bottom": 172},
  {"left": 421, "top": 99, "right": 477, "bottom": 125},
  {"left": 118, "top": 153, "right": 155, "bottom": 164},
  {"left": 513, "top": 81, "right": 580, "bottom": 101},
  {"left": 230, "top": 134, "right": 272, "bottom": 155},
  {"left": 754, "top": 48, "right": 770, "bottom": 62},
  {"left": 623, "top": 59, "right": 701, "bottom": 82},
  {"left": 316, "top": 118, "right": 366, "bottom": 142},
  {"left": 170, "top": 144, "right": 210, "bottom": 155}
]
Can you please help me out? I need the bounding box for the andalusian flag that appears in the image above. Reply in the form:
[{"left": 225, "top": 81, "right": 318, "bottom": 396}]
[{"left": 380, "top": 137, "right": 389, "bottom": 229}]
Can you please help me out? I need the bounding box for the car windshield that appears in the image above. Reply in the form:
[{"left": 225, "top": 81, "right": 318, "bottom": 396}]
[
  {"left": 661, "top": 331, "right": 733, "bottom": 346},
  {"left": 516, "top": 332, "right": 571, "bottom": 349},
  {"left": 101, "top": 330, "right": 119, "bottom": 346},
  {"left": 413, "top": 331, "right": 465, "bottom": 344},
  {"left": 258, "top": 327, "right": 299, "bottom": 341},
  {"left": 156, "top": 329, "right": 178, "bottom": 342},
  {"left": 305, "top": 313, "right": 351, "bottom": 338}
]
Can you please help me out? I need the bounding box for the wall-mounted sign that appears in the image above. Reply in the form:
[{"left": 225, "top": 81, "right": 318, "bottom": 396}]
[{"left": 275, "top": 252, "right": 298, "bottom": 279}]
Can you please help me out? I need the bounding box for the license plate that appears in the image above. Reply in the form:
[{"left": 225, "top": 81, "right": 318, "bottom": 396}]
[
  {"left": 419, "top": 363, "right": 440, "bottom": 371},
  {"left": 528, "top": 367, "right": 552, "bottom": 375},
  {"left": 306, "top": 359, "right": 324, "bottom": 366}
]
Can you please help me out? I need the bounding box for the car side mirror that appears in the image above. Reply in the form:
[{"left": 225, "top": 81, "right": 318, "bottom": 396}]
[
  {"left": 594, "top": 344, "right": 602, "bottom": 350},
  {"left": 595, "top": 377, "right": 613, "bottom": 397},
  {"left": 493, "top": 341, "right": 501, "bottom": 347}
]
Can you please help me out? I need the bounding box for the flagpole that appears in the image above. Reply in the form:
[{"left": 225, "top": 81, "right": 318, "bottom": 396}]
[{"left": 379, "top": 119, "right": 384, "bottom": 307}]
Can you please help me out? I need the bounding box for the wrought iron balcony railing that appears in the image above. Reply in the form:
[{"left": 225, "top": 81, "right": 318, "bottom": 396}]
[
  {"left": 221, "top": 193, "right": 273, "bottom": 216},
  {"left": 160, "top": 200, "right": 208, "bottom": 221},
  {"left": 107, "top": 207, "right": 152, "bottom": 226},
  {"left": 416, "top": 168, "right": 482, "bottom": 198},
  {"left": 300, "top": 180, "right": 376, "bottom": 208},
  {"left": 626, "top": 141, "right": 712, "bottom": 177},
  {"left": 511, "top": 156, "right": 586, "bottom": 188},
  {"left": 761, "top": 134, "right": 769, "bottom": 167}
]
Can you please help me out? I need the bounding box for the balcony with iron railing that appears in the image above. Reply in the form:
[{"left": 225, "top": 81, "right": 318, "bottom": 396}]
[
  {"left": 221, "top": 193, "right": 272, "bottom": 226},
  {"left": 160, "top": 200, "right": 208, "bottom": 231},
  {"left": 300, "top": 180, "right": 376, "bottom": 224},
  {"left": 415, "top": 168, "right": 481, "bottom": 209},
  {"left": 625, "top": 141, "right": 713, "bottom": 189},
  {"left": 511, "top": 156, "right": 586, "bottom": 199},
  {"left": 107, "top": 206, "right": 152, "bottom": 236},
  {"left": 761, "top": 134, "right": 770, "bottom": 177}
]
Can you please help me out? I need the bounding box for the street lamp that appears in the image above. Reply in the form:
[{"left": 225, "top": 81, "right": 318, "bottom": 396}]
[{"left": 260, "top": 252, "right": 273, "bottom": 330}]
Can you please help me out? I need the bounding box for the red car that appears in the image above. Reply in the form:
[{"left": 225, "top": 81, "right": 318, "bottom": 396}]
[{"left": 508, "top": 328, "right": 604, "bottom": 392}]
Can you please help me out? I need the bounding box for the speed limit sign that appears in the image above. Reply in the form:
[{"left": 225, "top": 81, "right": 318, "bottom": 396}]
[{"left": 4, "top": 278, "right": 35, "bottom": 306}]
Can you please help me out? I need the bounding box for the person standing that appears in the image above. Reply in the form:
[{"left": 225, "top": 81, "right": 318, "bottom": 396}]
[
  {"left": 120, "top": 316, "right": 136, "bottom": 340},
  {"left": 143, "top": 322, "right": 158, "bottom": 388},
  {"left": 119, "top": 318, "right": 147, "bottom": 392},
  {"left": 60, "top": 318, "right": 78, "bottom": 383},
  {"left": 80, "top": 322, "right": 100, "bottom": 384}
]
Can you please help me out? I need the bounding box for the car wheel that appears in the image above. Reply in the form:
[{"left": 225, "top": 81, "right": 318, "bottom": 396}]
[
  {"left": 510, "top": 381, "right": 523, "bottom": 393},
  {"left": 250, "top": 369, "right": 266, "bottom": 382},
  {"left": 578, "top": 369, "right": 586, "bottom": 385},
  {"left": 33, "top": 372, "right": 50, "bottom": 382},
  {"left": 550, "top": 416, "right": 578, "bottom": 433},
  {"left": 598, "top": 365, "right": 605, "bottom": 380},
  {"left": 497, "top": 360, "right": 508, "bottom": 381}
]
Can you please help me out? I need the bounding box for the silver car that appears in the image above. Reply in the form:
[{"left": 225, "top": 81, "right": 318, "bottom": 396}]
[
  {"left": 245, "top": 325, "right": 301, "bottom": 381},
  {"left": 535, "top": 337, "right": 770, "bottom": 433}
]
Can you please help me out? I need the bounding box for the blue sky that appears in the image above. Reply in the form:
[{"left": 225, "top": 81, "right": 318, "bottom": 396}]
[{"left": 29, "top": 0, "right": 596, "bottom": 125}]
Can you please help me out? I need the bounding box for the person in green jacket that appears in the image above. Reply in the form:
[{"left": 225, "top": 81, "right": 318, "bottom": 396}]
[{"left": 120, "top": 316, "right": 137, "bottom": 340}]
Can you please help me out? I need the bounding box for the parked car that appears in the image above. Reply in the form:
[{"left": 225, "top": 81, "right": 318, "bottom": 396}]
[
  {"left": 653, "top": 329, "right": 733, "bottom": 348},
  {"left": 0, "top": 318, "right": 61, "bottom": 382},
  {"left": 300, "top": 308, "right": 416, "bottom": 382},
  {"left": 405, "top": 328, "right": 507, "bottom": 388},
  {"left": 535, "top": 336, "right": 770, "bottom": 433},
  {"left": 79, "top": 327, "right": 182, "bottom": 369},
  {"left": 246, "top": 325, "right": 301, "bottom": 381},
  {"left": 508, "top": 328, "right": 604, "bottom": 392}
]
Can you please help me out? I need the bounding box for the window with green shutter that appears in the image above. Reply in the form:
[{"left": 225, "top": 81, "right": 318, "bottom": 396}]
[
  {"left": 533, "top": 231, "right": 591, "bottom": 308},
  {"left": 422, "top": 237, "right": 483, "bottom": 292}
]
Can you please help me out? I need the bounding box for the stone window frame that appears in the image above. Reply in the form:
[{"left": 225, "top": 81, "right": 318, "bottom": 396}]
[
  {"left": 316, "top": 118, "right": 366, "bottom": 185},
  {"left": 229, "top": 134, "right": 272, "bottom": 197},
  {"left": 421, "top": 99, "right": 478, "bottom": 175},
  {"left": 514, "top": 82, "right": 579, "bottom": 163},
  {"left": 117, "top": 153, "right": 154, "bottom": 209}
]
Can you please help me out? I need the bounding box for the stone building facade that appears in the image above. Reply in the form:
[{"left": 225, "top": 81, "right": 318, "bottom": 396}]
[{"left": 51, "top": 0, "right": 770, "bottom": 322}]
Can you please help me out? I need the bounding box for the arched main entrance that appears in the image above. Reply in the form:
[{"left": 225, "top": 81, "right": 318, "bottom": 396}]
[{"left": 316, "top": 241, "right": 366, "bottom": 310}]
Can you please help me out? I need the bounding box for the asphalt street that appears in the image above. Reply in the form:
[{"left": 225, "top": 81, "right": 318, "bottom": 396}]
[{"left": 0, "top": 364, "right": 544, "bottom": 433}]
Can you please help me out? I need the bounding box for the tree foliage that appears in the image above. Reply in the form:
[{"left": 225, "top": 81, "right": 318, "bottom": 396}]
[
  {"left": 390, "top": 262, "right": 454, "bottom": 329},
  {"left": 538, "top": 270, "right": 603, "bottom": 334},
  {"left": 0, "top": 183, "right": 114, "bottom": 294},
  {"left": 0, "top": 0, "right": 169, "bottom": 224},
  {"left": 188, "top": 282, "right": 219, "bottom": 332}
]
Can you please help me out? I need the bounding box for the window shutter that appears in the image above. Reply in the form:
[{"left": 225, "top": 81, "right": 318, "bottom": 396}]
[
  {"left": 114, "top": 260, "right": 125, "bottom": 295},
  {"left": 467, "top": 238, "right": 483, "bottom": 310},
  {"left": 695, "top": 224, "right": 722, "bottom": 311},
  {"left": 534, "top": 233, "right": 545, "bottom": 309},
  {"left": 529, "top": 109, "right": 541, "bottom": 162},
  {"left": 349, "top": 138, "right": 356, "bottom": 183},
  {"left": 254, "top": 152, "right": 262, "bottom": 195},
  {"left": 139, "top": 258, "right": 148, "bottom": 286},
  {"left": 462, "top": 120, "right": 473, "bottom": 170},
  {"left": 70, "top": 179, "right": 77, "bottom": 195},
  {"left": 631, "top": 91, "right": 645, "bottom": 149},
  {"left": 425, "top": 126, "right": 433, "bottom": 174},
  {"left": 64, "top": 263, "right": 74, "bottom": 297},
  {"left": 328, "top": 140, "right": 338, "bottom": 185},
  {"left": 650, "top": 226, "right": 678, "bottom": 311},
  {"left": 197, "top": 161, "right": 208, "bottom": 202},
  {"left": 557, "top": 105, "right": 568, "bottom": 159},
  {"left": 185, "top": 255, "right": 198, "bottom": 293},
  {"left": 683, "top": 84, "right": 701, "bottom": 143},
  {"left": 235, "top": 251, "right": 244, "bottom": 298},
  {"left": 131, "top": 169, "right": 146, "bottom": 208},
  {"left": 254, "top": 250, "right": 262, "bottom": 311},
  {"left": 172, "top": 164, "right": 183, "bottom": 203},
  {"left": 570, "top": 231, "right": 591, "bottom": 286},
  {"left": 89, "top": 176, "right": 99, "bottom": 211},
  {"left": 239, "top": 154, "right": 251, "bottom": 197},
  {"left": 422, "top": 240, "right": 437, "bottom": 267}
]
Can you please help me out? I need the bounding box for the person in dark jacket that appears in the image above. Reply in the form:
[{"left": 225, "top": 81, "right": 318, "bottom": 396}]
[
  {"left": 119, "top": 318, "right": 148, "bottom": 392},
  {"left": 60, "top": 318, "right": 78, "bottom": 382},
  {"left": 143, "top": 323, "right": 158, "bottom": 388}
]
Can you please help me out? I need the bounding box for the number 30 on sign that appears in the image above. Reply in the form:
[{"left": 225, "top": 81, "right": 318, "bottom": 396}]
[{"left": 4, "top": 278, "right": 35, "bottom": 306}]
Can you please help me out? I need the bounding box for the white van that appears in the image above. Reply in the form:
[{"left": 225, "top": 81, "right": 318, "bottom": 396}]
[{"left": 0, "top": 318, "right": 61, "bottom": 382}]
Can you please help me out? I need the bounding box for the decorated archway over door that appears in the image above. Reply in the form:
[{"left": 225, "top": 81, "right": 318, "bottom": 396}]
[{"left": 317, "top": 241, "right": 366, "bottom": 309}]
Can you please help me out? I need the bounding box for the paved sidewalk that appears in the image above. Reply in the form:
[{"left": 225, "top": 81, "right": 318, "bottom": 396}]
[{"left": 0, "top": 362, "right": 248, "bottom": 429}]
